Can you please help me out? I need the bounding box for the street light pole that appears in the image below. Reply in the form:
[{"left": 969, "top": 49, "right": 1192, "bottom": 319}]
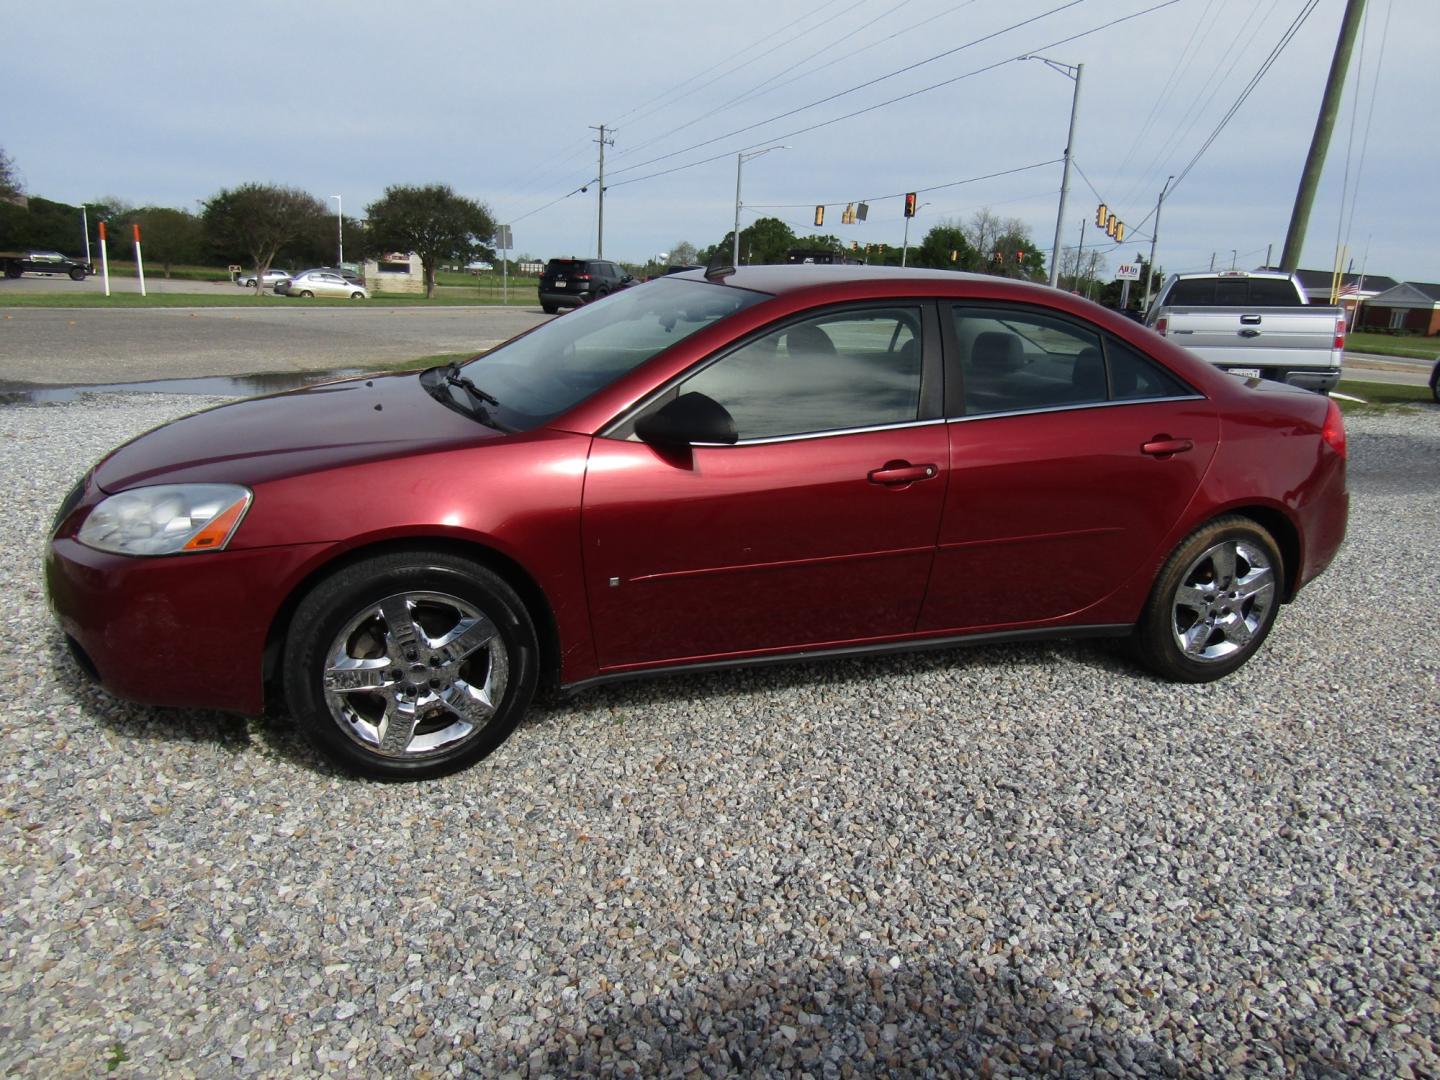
[
  {"left": 1025, "top": 56, "right": 1083, "bottom": 289},
  {"left": 330, "top": 195, "right": 343, "bottom": 267},
  {"left": 732, "top": 146, "right": 788, "bottom": 267}
]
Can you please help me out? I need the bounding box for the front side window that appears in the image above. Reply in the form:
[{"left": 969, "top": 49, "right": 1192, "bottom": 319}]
[{"left": 676, "top": 307, "right": 924, "bottom": 441}]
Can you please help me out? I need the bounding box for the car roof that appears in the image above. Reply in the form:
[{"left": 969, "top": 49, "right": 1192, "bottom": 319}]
[{"left": 675, "top": 263, "right": 1050, "bottom": 299}]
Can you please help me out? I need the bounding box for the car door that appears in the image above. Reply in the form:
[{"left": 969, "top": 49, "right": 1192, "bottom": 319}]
[
  {"left": 917, "top": 303, "right": 1218, "bottom": 632},
  {"left": 581, "top": 303, "right": 948, "bottom": 671}
]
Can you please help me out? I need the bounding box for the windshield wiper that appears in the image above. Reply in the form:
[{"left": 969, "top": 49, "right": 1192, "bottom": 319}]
[{"left": 444, "top": 362, "right": 500, "bottom": 407}]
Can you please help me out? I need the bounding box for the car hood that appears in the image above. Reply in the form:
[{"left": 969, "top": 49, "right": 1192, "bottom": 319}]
[{"left": 93, "top": 371, "right": 505, "bottom": 491}]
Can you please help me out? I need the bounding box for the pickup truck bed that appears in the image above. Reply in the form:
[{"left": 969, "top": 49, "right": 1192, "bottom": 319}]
[{"left": 1155, "top": 305, "right": 1344, "bottom": 392}]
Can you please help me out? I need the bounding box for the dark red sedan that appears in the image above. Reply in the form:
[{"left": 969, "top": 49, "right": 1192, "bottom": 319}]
[{"left": 46, "top": 266, "right": 1349, "bottom": 779}]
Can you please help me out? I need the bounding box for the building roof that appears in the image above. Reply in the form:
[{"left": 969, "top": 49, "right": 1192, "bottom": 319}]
[
  {"left": 1293, "top": 268, "right": 1400, "bottom": 296},
  {"left": 1364, "top": 281, "right": 1440, "bottom": 307}
]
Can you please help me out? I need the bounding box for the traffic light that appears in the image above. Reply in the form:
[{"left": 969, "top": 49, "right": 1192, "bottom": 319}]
[
  {"left": 904, "top": 192, "right": 917, "bottom": 218},
  {"left": 850, "top": 240, "right": 859, "bottom": 252},
  {"left": 1105, "top": 215, "right": 1117, "bottom": 238},
  {"left": 1016, "top": 249, "right": 1025, "bottom": 262},
  {"left": 814, "top": 205, "right": 824, "bottom": 227},
  {"left": 857, "top": 202, "right": 869, "bottom": 222},
  {"left": 1096, "top": 203, "right": 1108, "bottom": 228},
  {"left": 1115, "top": 221, "right": 1126, "bottom": 242}
]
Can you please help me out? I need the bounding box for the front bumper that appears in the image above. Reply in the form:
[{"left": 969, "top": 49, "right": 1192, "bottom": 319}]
[{"left": 45, "top": 536, "right": 331, "bottom": 715}]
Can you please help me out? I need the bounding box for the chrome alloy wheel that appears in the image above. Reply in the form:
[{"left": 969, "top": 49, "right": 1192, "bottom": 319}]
[
  {"left": 1170, "top": 539, "right": 1276, "bottom": 663},
  {"left": 321, "top": 591, "right": 509, "bottom": 759}
]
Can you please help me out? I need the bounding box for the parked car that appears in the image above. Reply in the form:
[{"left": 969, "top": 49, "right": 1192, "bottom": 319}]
[
  {"left": 1145, "top": 270, "right": 1345, "bottom": 394},
  {"left": 45, "top": 265, "right": 1349, "bottom": 780},
  {"left": 1, "top": 250, "right": 90, "bottom": 280},
  {"left": 236, "top": 268, "right": 292, "bottom": 289},
  {"left": 282, "top": 269, "right": 367, "bottom": 299},
  {"left": 537, "top": 257, "right": 635, "bottom": 313},
  {"left": 1431, "top": 358, "right": 1440, "bottom": 404}
]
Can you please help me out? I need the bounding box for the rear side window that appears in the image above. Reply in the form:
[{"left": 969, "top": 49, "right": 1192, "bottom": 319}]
[{"left": 952, "top": 306, "right": 1192, "bottom": 415}]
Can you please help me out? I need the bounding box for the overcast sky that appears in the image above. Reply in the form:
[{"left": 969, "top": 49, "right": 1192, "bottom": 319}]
[{"left": 9, "top": 0, "right": 1435, "bottom": 283}]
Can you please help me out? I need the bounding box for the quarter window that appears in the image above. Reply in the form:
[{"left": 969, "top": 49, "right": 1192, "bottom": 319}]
[{"left": 678, "top": 308, "right": 924, "bottom": 440}]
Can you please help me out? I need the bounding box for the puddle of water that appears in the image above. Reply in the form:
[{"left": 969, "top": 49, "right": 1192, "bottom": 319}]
[{"left": 0, "top": 369, "right": 370, "bottom": 405}]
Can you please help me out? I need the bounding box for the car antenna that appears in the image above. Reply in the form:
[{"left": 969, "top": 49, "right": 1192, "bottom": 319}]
[{"left": 704, "top": 247, "right": 735, "bottom": 282}]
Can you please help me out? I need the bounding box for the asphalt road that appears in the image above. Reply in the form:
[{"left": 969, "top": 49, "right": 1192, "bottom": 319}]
[{"left": 0, "top": 305, "right": 551, "bottom": 385}]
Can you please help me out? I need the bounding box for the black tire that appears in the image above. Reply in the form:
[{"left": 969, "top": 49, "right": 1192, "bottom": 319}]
[
  {"left": 69, "top": 267, "right": 86, "bottom": 281},
  {"left": 3, "top": 265, "right": 22, "bottom": 279},
  {"left": 541, "top": 302, "right": 558, "bottom": 315},
  {"left": 299, "top": 289, "right": 313, "bottom": 298},
  {"left": 246, "top": 280, "right": 258, "bottom": 288},
  {"left": 1133, "top": 515, "right": 1284, "bottom": 682},
  {"left": 1429, "top": 360, "right": 1440, "bottom": 404},
  {"left": 283, "top": 551, "right": 539, "bottom": 780},
  {"left": 349, "top": 291, "right": 364, "bottom": 300}
]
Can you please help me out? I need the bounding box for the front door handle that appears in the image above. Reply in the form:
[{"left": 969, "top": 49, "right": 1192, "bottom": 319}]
[
  {"left": 1238, "top": 328, "right": 1261, "bottom": 338},
  {"left": 1141, "top": 437, "right": 1194, "bottom": 459},
  {"left": 868, "top": 461, "right": 938, "bottom": 486}
]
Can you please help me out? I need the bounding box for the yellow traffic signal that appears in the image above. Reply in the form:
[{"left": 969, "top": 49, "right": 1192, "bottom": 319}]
[
  {"left": 814, "top": 205, "right": 824, "bottom": 227},
  {"left": 1115, "top": 221, "right": 1126, "bottom": 242},
  {"left": 1096, "top": 203, "right": 1108, "bottom": 228}
]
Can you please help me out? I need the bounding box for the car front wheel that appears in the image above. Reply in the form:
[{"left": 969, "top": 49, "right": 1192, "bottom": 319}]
[
  {"left": 69, "top": 267, "right": 86, "bottom": 281},
  {"left": 350, "top": 291, "right": 365, "bottom": 300},
  {"left": 299, "top": 289, "right": 313, "bottom": 298},
  {"left": 1134, "top": 515, "right": 1283, "bottom": 682},
  {"left": 284, "top": 551, "right": 539, "bottom": 780}
]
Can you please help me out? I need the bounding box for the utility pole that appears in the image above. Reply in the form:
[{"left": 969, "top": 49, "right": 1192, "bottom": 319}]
[
  {"left": 1074, "top": 217, "right": 1085, "bottom": 292},
  {"left": 1279, "top": 0, "right": 1367, "bottom": 271},
  {"left": 1142, "top": 176, "right": 1174, "bottom": 312},
  {"left": 591, "top": 124, "right": 614, "bottom": 258}
]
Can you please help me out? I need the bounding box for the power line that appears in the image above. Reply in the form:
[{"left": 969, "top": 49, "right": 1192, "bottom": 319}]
[
  {"left": 609, "top": 0, "right": 1182, "bottom": 192},
  {"left": 605, "top": 0, "right": 1094, "bottom": 182},
  {"left": 1169, "top": 0, "right": 1321, "bottom": 192},
  {"left": 744, "top": 158, "right": 1064, "bottom": 209},
  {"left": 614, "top": 0, "right": 922, "bottom": 162}
]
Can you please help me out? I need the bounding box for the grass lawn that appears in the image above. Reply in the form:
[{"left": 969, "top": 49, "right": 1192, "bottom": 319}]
[
  {"left": 1345, "top": 331, "right": 1440, "bottom": 361},
  {"left": 0, "top": 290, "right": 539, "bottom": 309},
  {"left": 1333, "top": 378, "right": 1436, "bottom": 413}
]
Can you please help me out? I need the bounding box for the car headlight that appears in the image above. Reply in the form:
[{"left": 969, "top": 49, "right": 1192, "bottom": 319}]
[{"left": 77, "top": 484, "right": 252, "bottom": 556}]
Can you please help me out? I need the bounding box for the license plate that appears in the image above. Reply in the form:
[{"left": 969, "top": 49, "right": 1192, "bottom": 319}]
[
  {"left": 1227, "top": 367, "right": 1261, "bottom": 379},
  {"left": 555, "top": 279, "right": 566, "bottom": 287}
]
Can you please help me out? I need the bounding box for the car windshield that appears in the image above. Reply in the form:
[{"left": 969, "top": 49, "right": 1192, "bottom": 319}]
[{"left": 451, "top": 277, "right": 769, "bottom": 429}]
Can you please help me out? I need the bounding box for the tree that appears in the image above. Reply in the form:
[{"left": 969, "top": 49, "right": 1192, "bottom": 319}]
[
  {"left": 0, "top": 147, "right": 21, "bottom": 204},
  {"left": 203, "top": 183, "right": 327, "bottom": 295},
  {"left": 365, "top": 184, "right": 495, "bottom": 298},
  {"left": 667, "top": 240, "right": 698, "bottom": 265},
  {"left": 909, "top": 223, "right": 974, "bottom": 271},
  {"left": 130, "top": 207, "right": 205, "bottom": 277},
  {"left": 705, "top": 216, "right": 796, "bottom": 266}
]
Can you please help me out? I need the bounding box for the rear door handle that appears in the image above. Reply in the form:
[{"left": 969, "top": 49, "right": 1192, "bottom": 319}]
[
  {"left": 868, "top": 461, "right": 938, "bottom": 486},
  {"left": 1238, "top": 328, "right": 1261, "bottom": 338},
  {"left": 1240, "top": 314, "right": 1262, "bottom": 325},
  {"left": 1141, "top": 437, "right": 1194, "bottom": 458}
]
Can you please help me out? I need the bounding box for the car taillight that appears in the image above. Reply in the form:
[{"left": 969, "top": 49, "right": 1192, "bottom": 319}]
[
  {"left": 576, "top": 274, "right": 590, "bottom": 281},
  {"left": 1155, "top": 316, "right": 1168, "bottom": 336},
  {"left": 1322, "top": 397, "right": 1347, "bottom": 460},
  {"left": 1334, "top": 315, "right": 1346, "bottom": 350}
]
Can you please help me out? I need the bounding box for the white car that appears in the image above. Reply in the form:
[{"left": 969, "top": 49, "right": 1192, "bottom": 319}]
[
  {"left": 236, "top": 268, "right": 292, "bottom": 289},
  {"left": 284, "top": 270, "right": 368, "bottom": 300}
]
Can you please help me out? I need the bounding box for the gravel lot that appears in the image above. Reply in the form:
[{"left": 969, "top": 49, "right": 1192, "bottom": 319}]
[{"left": 2, "top": 395, "right": 1437, "bottom": 1078}]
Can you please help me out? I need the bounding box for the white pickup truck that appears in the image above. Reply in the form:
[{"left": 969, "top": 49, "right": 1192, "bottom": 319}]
[{"left": 1145, "top": 270, "right": 1345, "bottom": 394}]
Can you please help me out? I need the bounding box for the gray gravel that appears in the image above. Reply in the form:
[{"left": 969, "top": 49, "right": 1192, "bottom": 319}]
[{"left": 1, "top": 394, "right": 1437, "bottom": 1078}]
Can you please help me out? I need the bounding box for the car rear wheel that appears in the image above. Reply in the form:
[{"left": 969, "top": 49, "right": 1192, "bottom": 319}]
[
  {"left": 541, "top": 302, "right": 558, "bottom": 315},
  {"left": 4, "top": 265, "right": 23, "bottom": 279},
  {"left": 1133, "top": 515, "right": 1283, "bottom": 682},
  {"left": 284, "top": 551, "right": 538, "bottom": 780}
]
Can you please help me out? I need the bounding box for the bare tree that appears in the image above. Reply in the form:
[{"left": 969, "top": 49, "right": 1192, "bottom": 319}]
[{"left": 0, "top": 147, "right": 22, "bottom": 203}]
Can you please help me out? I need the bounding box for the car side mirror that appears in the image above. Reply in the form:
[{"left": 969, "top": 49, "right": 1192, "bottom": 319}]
[{"left": 635, "top": 392, "right": 738, "bottom": 448}]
